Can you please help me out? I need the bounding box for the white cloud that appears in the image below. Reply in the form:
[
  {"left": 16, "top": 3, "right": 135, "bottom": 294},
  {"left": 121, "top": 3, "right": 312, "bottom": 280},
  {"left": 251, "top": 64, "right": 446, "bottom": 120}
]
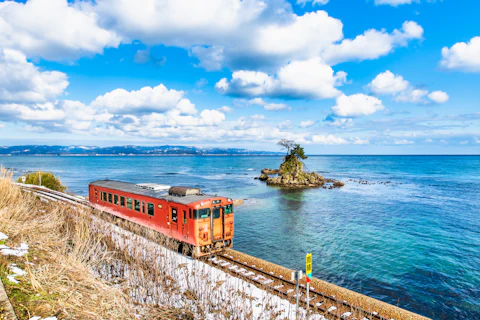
[
  {"left": 369, "top": 70, "right": 449, "bottom": 104},
  {"left": 374, "top": 0, "right": 416, "bottom": 6},
  {"left": 428, "top": 91, "right": 449, "bottom": 104},
  {"left": 326, "top": 117, "right": 354, "bottom": 128},
  {"left": 369, "top": 70, "right": 410, "bottom": 95},
  {"left": 322, "top": 21, "right": 423, "bottom": 65},
  {"left": 277, "top": 120, "right": 292, "bottom": 129},
  {"left": 217, "top": 106, "right": 234, "bottom": 113},
  {"left": 460, "top": 140, "right": 468, "bottom": 145},
  {"left": 0, "top": 0, "right": 120, "bottom": 61},
  {"left": 0, "top": 49, "right": 68, "bottom": 103},
  {"left": 297, "top": 0, "right": 329, "bottom": 5},
  {"left": 216, "top": 58, "right": 346, "bottom": 99},
  {"left": 91, "top": 84, "right": 196, "bottom": 115},
  {"left": 250, "top": 114, "right": 265, "bottom": 121},
  {"left": 311, "top": 134, "right": 348, "bottom": 145},
  {"left": 352, "top": 137, "right": 370, "bottom": 145},
  {"left": 299, "top": 120, "right": 316, "bottom": 128},
  {"left": 425, "top": 138, "right": 433, "bottom": 143},
  {"left": 331, "top": 94, "right": 384, "bottom": 117},
  {"left": 394, "top": 139, "right": 415, "bottom": 145},
  {"left": 441, "top": 36, "right": 480, "bottom": 72}
]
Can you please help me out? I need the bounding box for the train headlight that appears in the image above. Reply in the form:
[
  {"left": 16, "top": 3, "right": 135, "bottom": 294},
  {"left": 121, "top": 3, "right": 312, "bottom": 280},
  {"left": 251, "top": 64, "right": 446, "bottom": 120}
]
[
  {"left": 228, "top": 198, "right": 232, "bottom": 202},
  {"left": 200, "top": 202, "right": 204, "bottom": 206}
]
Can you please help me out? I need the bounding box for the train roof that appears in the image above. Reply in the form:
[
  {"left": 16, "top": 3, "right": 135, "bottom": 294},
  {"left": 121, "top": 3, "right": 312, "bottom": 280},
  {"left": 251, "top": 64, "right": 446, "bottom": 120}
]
[{"left": 89, "top": 180, "right": 217, "bottom": 205}]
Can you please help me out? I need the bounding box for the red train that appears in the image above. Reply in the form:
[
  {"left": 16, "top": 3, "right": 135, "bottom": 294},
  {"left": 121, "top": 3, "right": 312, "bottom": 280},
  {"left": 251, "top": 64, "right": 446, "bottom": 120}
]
[{"left": 88, "top": 180, "right": 234, "bottom": 257}]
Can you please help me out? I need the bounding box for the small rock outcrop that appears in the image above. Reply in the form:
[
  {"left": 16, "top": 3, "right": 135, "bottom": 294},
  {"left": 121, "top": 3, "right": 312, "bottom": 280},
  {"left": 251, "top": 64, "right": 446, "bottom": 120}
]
[{"left": 261, "top": 168, "right": 279, "bottom": 175}]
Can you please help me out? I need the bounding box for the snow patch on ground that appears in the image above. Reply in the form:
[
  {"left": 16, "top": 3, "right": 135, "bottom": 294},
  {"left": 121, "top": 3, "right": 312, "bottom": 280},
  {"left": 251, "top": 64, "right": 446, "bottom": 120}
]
[
  {"left": 7, "top": 264, "right": 26, "bottom": 284},
  {"left": 1, "top": 243, "right": 29, "bottom": 256},
  {"left": 0, "top": 232, "right": 8, "bottom": 241}
]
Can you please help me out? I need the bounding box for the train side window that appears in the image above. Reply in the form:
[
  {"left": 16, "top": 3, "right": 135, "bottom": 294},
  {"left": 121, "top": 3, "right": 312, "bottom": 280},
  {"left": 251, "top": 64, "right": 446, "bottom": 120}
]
[
  {"left": 183, "top": 210, "right": 187, "bottom": 224},
  {"left": 114, "top": 194, "right": 119, "bottom": 205},
  {"left": 147, "top": 203, "right": 154, "bottom": 216},
  {"left": 127, "top": 198, "right": 132, "bottom": 210},
  {"left": 108, "top": 193, "right": 112, "bottom": 203},
  {"left": 120, "top": 196, "right": 125, "bottom": 207},
  {"left": 171, "top": 208, "right": 178, "bottom": 223},
  {"left": 100, "top": 192, "right": 104, "bottom": 201},
  {"left": 103, "top": 192, "right": 107, "bottom": 201},
  {"left": 194, "top": 208, "right": 211, "bottom": 219},
  {"left": 134, "top": 200, "right": 141, "bottom": 212},
  {"left": 189, "top": 208, "right": 192, "bottom": 219}
]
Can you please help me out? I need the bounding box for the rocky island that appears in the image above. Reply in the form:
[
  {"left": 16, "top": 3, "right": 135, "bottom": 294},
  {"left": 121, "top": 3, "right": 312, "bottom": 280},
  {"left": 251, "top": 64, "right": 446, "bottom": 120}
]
[{"left": 256, "top": 140, "right": 344, "bottom": 189}]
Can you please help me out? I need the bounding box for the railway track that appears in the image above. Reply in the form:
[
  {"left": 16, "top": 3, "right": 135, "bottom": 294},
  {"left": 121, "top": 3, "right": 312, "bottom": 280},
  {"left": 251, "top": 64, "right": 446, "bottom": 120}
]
[{"left": 17, "top": 183, "right": 424, "bottom": 320}]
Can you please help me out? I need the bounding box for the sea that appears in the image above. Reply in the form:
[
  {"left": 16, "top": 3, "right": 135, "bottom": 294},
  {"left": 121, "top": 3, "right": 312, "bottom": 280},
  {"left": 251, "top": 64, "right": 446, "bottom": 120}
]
[{"left": 1, "top": 155, "right": 478, "bottom": 319}]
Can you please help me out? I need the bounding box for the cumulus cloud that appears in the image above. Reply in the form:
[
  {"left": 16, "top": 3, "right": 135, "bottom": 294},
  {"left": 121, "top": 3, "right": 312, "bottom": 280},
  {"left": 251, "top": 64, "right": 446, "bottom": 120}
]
[
  {"left": 91, "top": 84, "right": 196, "bottom": 115},
  {"left": 311, "top": 134, "right": 348, "bottom": 145},
  {"left": 0, "top": 0, "right": 120, "bottom": 61},
  {"left": 440, "top": 37, "right": 480, "bottom": 72},
  {"left": 322, "top": 21, "right": 423, "bottom": 65},
  {"left": 374, "top": 0, "right": 416, "bottom": 6},
  {"left": 216, "top": 58, "right": 346, "bottom": 99},
  {"left": 217, "top": 106, "right": 234, "bottom": 113},
  {"left": 369, "top": 70, "right": 449, "bottom": 104},
  {"left": 299, "top": 120, "right": 316, "bottom": 128},
  {"left": 297, "top": 0, "right": 329, "bottom": 5},
  {"left": 325, "top": 117, "right": 354, "bottom": 128},
  {"left": 331, "top": 94, "right": 385, "bottom": 117},
  {"left": 394, "top": 139, "right": 415, "bottom": 145},
  {"left": 277, "top": 120, "right": 292, "bottom": 129},
  {"left": 352, "top": 137, "right": 370, "bottom": 145},
  {"left": 428, "top": 91, "right": 449, "bottom": 104},
  {"left": 0, "top": 49, "right": 68, "bottom": 104}
]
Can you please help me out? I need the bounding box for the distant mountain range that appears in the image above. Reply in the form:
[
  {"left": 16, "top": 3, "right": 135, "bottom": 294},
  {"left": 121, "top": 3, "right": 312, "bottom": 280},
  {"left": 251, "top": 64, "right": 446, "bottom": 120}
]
[{"left": 0, "top": 145, "right": 283, "bottom": 156}]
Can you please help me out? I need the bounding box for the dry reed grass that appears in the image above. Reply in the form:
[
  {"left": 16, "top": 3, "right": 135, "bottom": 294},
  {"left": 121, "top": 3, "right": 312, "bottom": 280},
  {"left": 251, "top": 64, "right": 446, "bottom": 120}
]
[{"left": 0, "top": 170, "right": 136, "bottom": 319}]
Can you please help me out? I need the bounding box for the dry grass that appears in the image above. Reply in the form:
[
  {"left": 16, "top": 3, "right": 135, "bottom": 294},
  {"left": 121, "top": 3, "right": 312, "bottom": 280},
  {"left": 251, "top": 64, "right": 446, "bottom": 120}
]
[{"left": 0, "top": 170, "right": 137, "bottom": 319}]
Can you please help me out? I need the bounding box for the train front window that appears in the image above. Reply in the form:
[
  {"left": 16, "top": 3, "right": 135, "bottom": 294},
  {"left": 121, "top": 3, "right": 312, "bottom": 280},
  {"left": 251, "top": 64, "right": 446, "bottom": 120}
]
[
  {"left": 120, "top": 196, "right": 125, "bottom": 207},
  {"left": 134, "top": 200, "right": 140, "bottom": 212},
  {"left": 225, "top": 204, "right": 234, "bottom": 214},
  {"left": 108, "top": 193, "right": 112, "bottom": 203},
  {"left": 127, "top": 198, "right": 132, "bottom": 209},
  {"left": 194, "top": 208, "right": 211, "bottom": 219},
  {"left": 172, "top": 208, "right": 178, "bottom": 222},
  {"left": 147, "top": 203, "right": 154, "bottom": 216},
  {"left": 114, "top": 195, "right": 119, "bottom": 205},
  {"left": 213, "top": 208, "right": 221, "bottom": 219}
]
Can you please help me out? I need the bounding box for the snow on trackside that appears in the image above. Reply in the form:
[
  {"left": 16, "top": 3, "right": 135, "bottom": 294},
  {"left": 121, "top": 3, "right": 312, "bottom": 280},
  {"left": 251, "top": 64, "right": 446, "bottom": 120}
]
[
  {"left": 0, "top": 232, "right": 8, "bottom": 241},
  {"left": 0, "top": 242, "right": 29, "bottom": 256},
  {"left": 7, "top": 264, "right": 26, "bottom": 284},
  {"left": 88, "top": 213, "right": 329, "bottom": 319}
]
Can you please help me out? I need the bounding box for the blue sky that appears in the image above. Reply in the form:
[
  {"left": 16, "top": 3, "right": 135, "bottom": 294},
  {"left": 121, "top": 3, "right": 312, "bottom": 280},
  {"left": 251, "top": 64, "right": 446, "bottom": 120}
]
[{"left": 0, "top": 0, "right": 479, "bottom": 154}]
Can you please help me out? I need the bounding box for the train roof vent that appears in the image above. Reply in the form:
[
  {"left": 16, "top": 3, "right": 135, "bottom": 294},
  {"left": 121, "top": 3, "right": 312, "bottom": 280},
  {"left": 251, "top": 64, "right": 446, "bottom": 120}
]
[
  {"left": 168, "top": 186, "right": 201, "bottom": 197},
  {"left": 135, "top": 183, "right": 171, "bottom": 191}
]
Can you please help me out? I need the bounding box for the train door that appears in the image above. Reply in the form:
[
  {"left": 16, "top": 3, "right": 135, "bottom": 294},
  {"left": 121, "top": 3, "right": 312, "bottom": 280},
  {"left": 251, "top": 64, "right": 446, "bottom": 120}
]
[
  {"left": 170, "top": 207, "right": 178, "bottom": 236},
  {"left": 211, "top": 206, "right": 224, "bottom": 242},
  {"left": 182, "top": 210, "right": 188, "bottom": 240}
]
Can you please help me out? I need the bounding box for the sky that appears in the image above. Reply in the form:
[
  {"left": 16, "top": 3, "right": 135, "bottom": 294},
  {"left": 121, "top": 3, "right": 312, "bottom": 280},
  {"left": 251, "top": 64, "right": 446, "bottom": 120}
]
[{"left": 0, "top": 0, "right": 479, "bottom": 154}]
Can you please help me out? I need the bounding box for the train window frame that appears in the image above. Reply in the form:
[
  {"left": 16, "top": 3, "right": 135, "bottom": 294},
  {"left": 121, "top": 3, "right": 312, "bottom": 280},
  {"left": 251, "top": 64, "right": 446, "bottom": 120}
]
[
  {"left": 183, "top": 210, "right": 187, "bottom": 224},
  {"left": 213, "top": 207, "right": 221, "bottom": 219},
  {"left": 100, "top": 192, "right": 104, "bottom": 201},
  {"left": 194, "top": 208, "right": 211, "bottom": 219},
  {"left": 142, "top": 201, "right": 145, "bottom": 214},
  {"left": 189, "top": 208, "right": 192, "bottom": 219},
  {"left": 120, "top": 196, "right": 125, "bottom": 207},
  {"left": 134, "top": 199, "right": 141, "bottom": 212},
  {"left": 127, "top": 198, "right": 132, "bottom": 210},
  {"left": 225, "top": 204, "right": 234, "bottom": 214},
  {"left": 114, "top": 194, "right": 119, "bottom": 205},
  {"left": 147, "top": 203, "right": 154, "bottom": 216},
  {"left": 171, "top": 208, "right": 178, "bottom": 223},
  {"left": 108, "top": 193, "right": 112, "bottom": 203}
]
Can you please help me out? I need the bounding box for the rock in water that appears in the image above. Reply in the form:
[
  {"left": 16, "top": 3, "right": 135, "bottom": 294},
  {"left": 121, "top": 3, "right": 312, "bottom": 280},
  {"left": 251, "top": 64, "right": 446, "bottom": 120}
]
[
  {"left": 333, "top": 181, "right": 345, "bottom": 187},
  {"left": 261, "top": 168, "right": 279, "bottom": 175},
  {"left": 264, "top": 155, "right": 325, "bottom": 188}
]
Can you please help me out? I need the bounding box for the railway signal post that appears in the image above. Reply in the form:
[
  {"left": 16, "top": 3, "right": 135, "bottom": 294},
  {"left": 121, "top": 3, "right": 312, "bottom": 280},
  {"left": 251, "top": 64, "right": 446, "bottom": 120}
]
[
  {"left": 306, "top": 253, "right": 312, "bottom": 314},
  {"left": 291, "top": 270, "right": 302, "bottom": 319}
]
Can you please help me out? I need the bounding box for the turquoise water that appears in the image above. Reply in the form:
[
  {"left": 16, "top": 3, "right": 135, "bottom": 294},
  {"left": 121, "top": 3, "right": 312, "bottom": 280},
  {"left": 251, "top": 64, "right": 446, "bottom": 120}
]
[{"left": 1, "top": 155, "right": 479, "bottom": 319}]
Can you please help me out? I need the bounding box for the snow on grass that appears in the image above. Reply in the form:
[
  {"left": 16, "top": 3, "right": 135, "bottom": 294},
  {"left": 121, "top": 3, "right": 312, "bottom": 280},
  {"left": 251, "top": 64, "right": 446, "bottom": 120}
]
[
  {"left": 0, "top": 242, "right": 29, "bottom": 256},
  {"left": 7, "top": 264, "right": 26, "bottom": 284},
  {"left": 0, "top": 232, "right": 8, "bottom": 241}
]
